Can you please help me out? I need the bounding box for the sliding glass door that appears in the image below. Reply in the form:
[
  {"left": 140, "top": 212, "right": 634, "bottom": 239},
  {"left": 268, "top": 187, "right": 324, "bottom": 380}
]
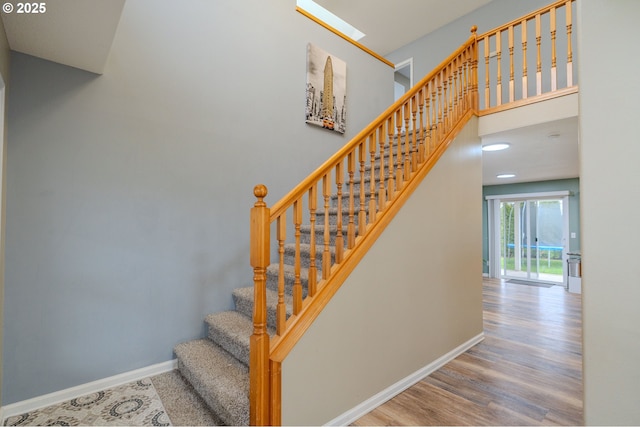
[{"left": 495, "top": 196, "right": 567, "bottom": 284}]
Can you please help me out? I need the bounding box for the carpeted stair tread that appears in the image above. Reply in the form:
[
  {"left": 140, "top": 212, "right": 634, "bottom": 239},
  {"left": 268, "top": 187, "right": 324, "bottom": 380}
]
[
  {"left": 206, "top": 311, "right": 275, "bottom": 367},
  {"left": 233, "top": 286, "right": 293, "bottom": 330},
  {"left": 284, "top": 242, "right": 335, "bottom": 268},
  {"left": 174, "top": 339, "right": 249, "bottom": 426},
  {"left": 266, "top": 263, "right": 316, "bottom": 295}
]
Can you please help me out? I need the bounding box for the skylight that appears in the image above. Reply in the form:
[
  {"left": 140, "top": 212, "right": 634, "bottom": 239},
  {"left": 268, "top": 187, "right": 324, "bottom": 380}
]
[{"left": 297, "top": 0, "right": 366, "bottom": 41}]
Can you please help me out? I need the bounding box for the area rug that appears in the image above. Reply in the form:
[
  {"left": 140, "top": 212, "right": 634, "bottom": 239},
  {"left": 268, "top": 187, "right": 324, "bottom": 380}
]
[{"left": 3, "top": 378, "right": 172, "bottom": 426}]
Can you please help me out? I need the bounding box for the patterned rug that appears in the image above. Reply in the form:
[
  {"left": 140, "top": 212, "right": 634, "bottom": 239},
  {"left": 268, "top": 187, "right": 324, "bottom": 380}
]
[{"left": 3, "top": 378, "right": 172, "bottom": 426}]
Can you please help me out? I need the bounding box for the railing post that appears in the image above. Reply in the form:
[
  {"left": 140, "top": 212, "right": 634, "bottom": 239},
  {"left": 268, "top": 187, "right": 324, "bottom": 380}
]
[
  {"left": 250, "top": 184, "right": 270, "bottom": 426},
  {"left": 470, "top": 25, "right": 479, "bottom": 112}
]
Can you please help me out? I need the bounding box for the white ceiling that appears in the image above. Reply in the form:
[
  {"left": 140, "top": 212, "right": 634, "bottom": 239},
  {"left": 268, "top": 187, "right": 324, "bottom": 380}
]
[
  {"left": 314, "top": 0, "right": 494, "bottom": 55},
  {"left": 1, "top": 0, "right": 579, "bottom": 186},
  {"left": 1, "top": 0, "right": 125, "bottom": 74},
  {"left": 481, "top": 117, "right": 580, "bottom": 186}
]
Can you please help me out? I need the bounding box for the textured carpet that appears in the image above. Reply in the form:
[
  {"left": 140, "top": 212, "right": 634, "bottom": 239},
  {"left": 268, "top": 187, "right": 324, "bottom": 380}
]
[
  {"left": 151, "top": 370, "right": 222, "bottom": 426},
  {"left": 3, "top": 378, "right": 171, "bottom": 426}
]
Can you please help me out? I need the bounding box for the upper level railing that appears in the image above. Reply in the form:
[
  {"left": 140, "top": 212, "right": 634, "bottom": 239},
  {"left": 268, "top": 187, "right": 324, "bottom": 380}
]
[
  {"left": 478, "top": 0, "right": 576, "bottom": 113},
  {"left": 249, "top": 1, "right": 575, "bottom": 424}
]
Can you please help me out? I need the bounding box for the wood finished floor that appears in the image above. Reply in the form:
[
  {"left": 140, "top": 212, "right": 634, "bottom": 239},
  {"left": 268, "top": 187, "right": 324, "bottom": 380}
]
[{"left": 353, "top": 278, "right": 583, "bottom": 426}]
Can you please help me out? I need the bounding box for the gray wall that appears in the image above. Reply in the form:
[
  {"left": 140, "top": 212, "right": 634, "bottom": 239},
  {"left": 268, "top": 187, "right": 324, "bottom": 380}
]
[
  {"left": 282, "top": 118, "right": 483, "bottom": 425},
  {"left": 0, "top": 14, "right": 10, "bottom": 408},
  {"left": 386, "top": 0, "right": 552, "bottom": 78},
  {"left": 482, "top": 178, "right": 580, "bottom": 274},
  {"left": 2, "top": 0, "right": 394, "bottom": 404},
  {"left": 579, "top": 1, "right": 640, "bottom": 423}
]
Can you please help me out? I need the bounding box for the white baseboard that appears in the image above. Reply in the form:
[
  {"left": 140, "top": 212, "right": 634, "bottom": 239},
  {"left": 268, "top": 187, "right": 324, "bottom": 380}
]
[
  {"left": 324, "top": 333, "right": 485, "bottom": 426},
  {"left": 1, "top": 359, "right": 177, "bottom": 421}
]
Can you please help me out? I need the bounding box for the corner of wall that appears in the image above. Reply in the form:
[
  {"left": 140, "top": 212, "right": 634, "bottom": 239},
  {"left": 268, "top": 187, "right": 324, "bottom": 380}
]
[{"left": 0, "top": 9, "right": 11, "bottom": 409}]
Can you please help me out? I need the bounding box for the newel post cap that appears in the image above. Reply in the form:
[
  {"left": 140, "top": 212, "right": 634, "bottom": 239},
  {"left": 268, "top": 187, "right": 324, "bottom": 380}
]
[{"left": 253, "top": 184, "right": 268, "bottom": 207}]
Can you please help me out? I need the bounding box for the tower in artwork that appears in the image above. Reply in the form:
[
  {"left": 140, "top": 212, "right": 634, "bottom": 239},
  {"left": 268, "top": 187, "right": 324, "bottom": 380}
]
[{"left": 322, "top": 56, "right": 335, "bottom": 129}]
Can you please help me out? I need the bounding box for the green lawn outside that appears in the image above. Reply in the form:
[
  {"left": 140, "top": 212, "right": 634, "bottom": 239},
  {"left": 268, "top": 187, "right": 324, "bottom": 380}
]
[{"left": 501, "top": 256, "right": 564, "bottom": 275}]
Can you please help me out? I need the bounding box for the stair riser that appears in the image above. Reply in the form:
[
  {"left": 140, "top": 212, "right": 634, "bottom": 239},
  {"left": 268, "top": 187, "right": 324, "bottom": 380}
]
[
  {"left": 284, "top": 246, "right": 334, "bottom": 269},
  {"left": 315, "top": 210, "right": 369, "bottom": 227},
  {"left": 266, "top": 267, "right": 311, "bottom": 297},
  {"left": 233, "top": 293, "right": 292, "bottom": 329},
  {"left": 299, "top": 227, "right": 350, "bottom": 247},
  {"left": 208, "top": 323, "right": 250, "bottom": 367}
]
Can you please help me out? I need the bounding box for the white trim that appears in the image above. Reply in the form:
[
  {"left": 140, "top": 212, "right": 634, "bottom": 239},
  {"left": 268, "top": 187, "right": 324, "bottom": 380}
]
[
  {"left": 394, "top": 57, "right": 414, "bottom": 87},
  {"left": 324, "top": 333, "right": 484, "bottom": 426},
  {"left": 485, "top": 190, "right": 570, "bottom": 201},
  {"left": 1, "top": 359, "right": 177, "bottom": 420}
]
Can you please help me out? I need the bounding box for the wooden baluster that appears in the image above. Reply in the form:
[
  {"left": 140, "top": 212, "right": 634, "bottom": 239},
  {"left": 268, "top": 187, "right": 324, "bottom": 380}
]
[
  {"left": 378, "top": 123, "right": 387, "bottom": 209},
  {"left": 484, "top": 35, "right": 490, "bottom": 109},
  {"left": 250, "top": 184, "right": 270, "bottom": 427},
  {"left": 522, "top": 18, "right": 528, "bottom": 99},
  {"left": 448, "top": 61, "right": 454, "bottom": 126},
  {"left": 335, "top": 162, "right": 344, "bottom": 263},
  {"left": 536, "top": 13, "right": 542, "bottom": 95},
  {"left": 471, "top": 26, "right": 479, "bottom": 111},
  {"left": 322, "top": 174, "right": 331, "bottom": 279},
  {"left": 442, "top": 67, "right": 449, "bottom": 131},
  {"left": 395, "top": 109, "right": 403, "bottom": 191},
  {"left": 424, "top": 81, "right": 432, "bottom": 157},
  {"left": 307, "top": 186, "right": 317, "bottom": 296},
  {"left": 368, "top": 133, "right": 377, "bottom": 223},
  {"left": 386, "top": 116, "right": 395, "bottom": 198},
  {"left": 462, "top": 48, "right": 469, "bottom": 111},
  {"left": 347, "top": 152, "right": 356, "bottom": 249},
  {"left": 292, "top": 199, "right": 302, "bottom": 315},
  {"left": 430, "top": 81, "right": 437, "bottom": 152},
  {"left": 469, "top": 39, "right": 476, "bottom": 108},
  {"left": 437, "top": 71, "right": 444, "bottom": 145},
  {"left": 418, "top": 88, "right": 426, "bottom": 163},
  {"left": 403, "top": 102, "right": 411, "bottom": 181},
  {"left": 456, "top": 55, "right": 463, "bottom": 117},
  {"left": 508, "top": 25, "right": 515, "bottom": 102},
  {"left": 550, "top": 6, "right": 557, "bottom": 91},
  {"left": 411, "top": 96, "right": 418, "bottom": 172},
  {"left": 357, "top": 142, "right": 367, "bottom": 235},
  {"left": 496, "top": 30, "right": 502, "bottom": 106},
  {"left": 276, "top": 214, "right": 286, "bottom": 334},
  {"left": 566, "top": 0, "right": 573, "bottom": 87}
]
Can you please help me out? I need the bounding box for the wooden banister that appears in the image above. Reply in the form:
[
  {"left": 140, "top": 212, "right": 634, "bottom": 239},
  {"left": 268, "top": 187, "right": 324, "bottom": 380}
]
[
  {"left": 249, "top": 184, "right": 270, "bottom": 426},
  {"left": 250, "top": 2, "right": 576, "bottom": 423},
  {"left": 477, "top": 0, "right": 576, "bottom": 110}
]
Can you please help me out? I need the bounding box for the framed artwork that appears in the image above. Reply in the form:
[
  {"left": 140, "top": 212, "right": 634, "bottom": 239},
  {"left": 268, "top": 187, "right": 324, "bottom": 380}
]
[{"left": 305, "top": 44, "right": 347, "bottom": 134}]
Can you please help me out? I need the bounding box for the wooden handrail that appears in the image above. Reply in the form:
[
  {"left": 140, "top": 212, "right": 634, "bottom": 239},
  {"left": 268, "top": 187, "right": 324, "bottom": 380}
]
[
  {"left": 477, "top": 0, "right": 576, "bottom": 109},
  {"left": 269, "top": 32, "right": 479, "bottom": 222},
  {"left": 250, "top": 2, "right": 577, "bottom": 424},
  {"left": 251, "top": 28, "right": 479, "bottom": 426}
]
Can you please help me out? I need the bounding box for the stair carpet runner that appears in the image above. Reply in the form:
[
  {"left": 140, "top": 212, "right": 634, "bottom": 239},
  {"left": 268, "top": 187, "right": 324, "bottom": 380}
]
[{"left": 174, "top": 139, "right": 409, "bottom": 425}]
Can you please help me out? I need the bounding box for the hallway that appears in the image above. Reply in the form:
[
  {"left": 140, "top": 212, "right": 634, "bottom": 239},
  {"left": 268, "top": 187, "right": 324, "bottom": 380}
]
[{"left": 353, "top": 278, "right": 583, "bottom": 425}]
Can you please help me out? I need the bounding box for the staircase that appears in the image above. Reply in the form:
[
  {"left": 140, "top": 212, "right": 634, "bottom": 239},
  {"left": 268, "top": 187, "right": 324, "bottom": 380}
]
[
  {"left": 173, "top": 142, "right": 400, "bottom": 425},
  {"left": 172, "top": 2, "right": 578, "bottom": 421}
]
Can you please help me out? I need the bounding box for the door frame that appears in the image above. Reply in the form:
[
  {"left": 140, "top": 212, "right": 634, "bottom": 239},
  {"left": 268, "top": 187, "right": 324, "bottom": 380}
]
[
  {"left": 487, "top": 191, "right": 570, "bottom": 285},
  {"left": 394, "top": 58, "right": 413, "bottom": 101}
]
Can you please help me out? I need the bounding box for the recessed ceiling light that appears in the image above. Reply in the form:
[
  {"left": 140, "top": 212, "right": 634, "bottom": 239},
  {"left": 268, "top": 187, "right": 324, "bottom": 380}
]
[
  {"left": 482, "top": 143, "right": 510, "bottom": 152},
  {"left": 496, "top": 173, "right": 516, "bottom": 179}
]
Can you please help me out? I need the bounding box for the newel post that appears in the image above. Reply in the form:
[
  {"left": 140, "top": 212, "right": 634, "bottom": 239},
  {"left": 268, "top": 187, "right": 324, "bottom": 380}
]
[
  {"left": 250, "top": 184, "right": 271, "bottom": 426},
  {"left": 470, "top": 25, "right": 479, "bottom": 111}
]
